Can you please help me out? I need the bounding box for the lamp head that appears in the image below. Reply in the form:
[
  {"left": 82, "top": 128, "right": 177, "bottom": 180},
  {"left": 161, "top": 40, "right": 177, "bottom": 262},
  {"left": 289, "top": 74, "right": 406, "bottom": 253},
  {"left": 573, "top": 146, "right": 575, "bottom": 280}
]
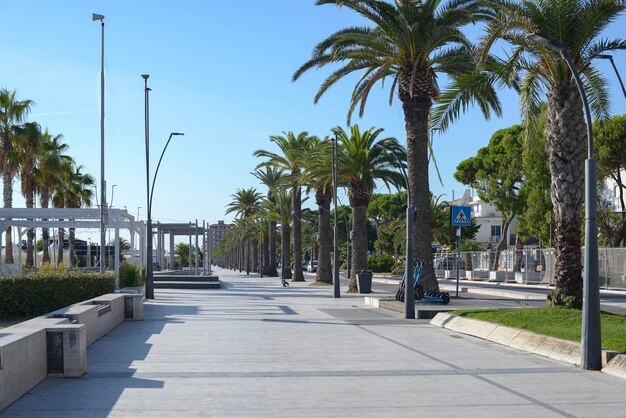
[
  {"left": 171, "top": 132, "right": 184, "bottom": 136},
  {"left": 92, "top": 13, "right": 104, "bottom": 21},
  {"left": 594, "top": 54, "right": 613, "bottom": 60},
  {"left": 527, "top": 33, "right": 565, "bottom": 53},
  {"left": 141, "top": 74, "right": 150, "bottom": 80}
]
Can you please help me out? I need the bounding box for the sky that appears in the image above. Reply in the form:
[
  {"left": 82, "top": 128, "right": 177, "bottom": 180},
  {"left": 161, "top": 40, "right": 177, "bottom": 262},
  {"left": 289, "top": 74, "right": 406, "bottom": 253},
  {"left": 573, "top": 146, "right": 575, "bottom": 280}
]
[{"left": 1, "top": 0, "right": 625, "bottom": 243}]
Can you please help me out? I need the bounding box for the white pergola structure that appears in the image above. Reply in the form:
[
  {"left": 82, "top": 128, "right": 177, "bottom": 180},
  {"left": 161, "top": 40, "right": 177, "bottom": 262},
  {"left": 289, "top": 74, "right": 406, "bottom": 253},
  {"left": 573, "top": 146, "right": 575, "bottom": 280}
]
[
  {"left": 0, "top": 208, "right": 144, "bottom": 287},
  {"left": 154, "top": 221, "right": 207, "bottom": 275}
]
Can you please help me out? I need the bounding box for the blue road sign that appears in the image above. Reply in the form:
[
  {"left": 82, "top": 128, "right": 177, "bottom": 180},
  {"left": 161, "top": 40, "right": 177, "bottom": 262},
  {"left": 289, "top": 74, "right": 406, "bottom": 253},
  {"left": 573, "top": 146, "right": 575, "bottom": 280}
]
[{"left": 450, "top": 206, "right": 471, "bottom": 226}]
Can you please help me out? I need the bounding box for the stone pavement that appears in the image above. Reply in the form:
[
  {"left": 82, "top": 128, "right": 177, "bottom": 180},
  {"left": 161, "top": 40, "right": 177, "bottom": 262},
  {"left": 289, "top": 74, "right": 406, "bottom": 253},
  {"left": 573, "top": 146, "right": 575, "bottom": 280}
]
[{"left": 3, "top": 267, "right": 626, "bottom": 417}]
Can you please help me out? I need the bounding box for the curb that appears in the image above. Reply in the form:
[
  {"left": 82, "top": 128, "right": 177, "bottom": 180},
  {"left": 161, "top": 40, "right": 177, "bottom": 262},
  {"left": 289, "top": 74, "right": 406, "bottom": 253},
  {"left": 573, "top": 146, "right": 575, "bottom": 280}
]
[{"left": 430, "top": 312, "right": 626, "bottom": 379}]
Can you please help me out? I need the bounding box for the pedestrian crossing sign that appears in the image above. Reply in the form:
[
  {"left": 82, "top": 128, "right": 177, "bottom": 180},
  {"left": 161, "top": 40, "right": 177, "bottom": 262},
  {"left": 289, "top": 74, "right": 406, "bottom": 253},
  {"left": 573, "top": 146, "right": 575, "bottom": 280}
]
[{"left": 450, "top": 206, "right": 471, "bottom": 226}]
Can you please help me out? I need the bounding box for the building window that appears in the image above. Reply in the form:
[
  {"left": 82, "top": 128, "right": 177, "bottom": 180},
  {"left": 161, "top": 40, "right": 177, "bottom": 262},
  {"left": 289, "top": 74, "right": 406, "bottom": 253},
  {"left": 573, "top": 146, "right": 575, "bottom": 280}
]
[{"left": 491, "top": 225, "right": 501, "bottom": 236}]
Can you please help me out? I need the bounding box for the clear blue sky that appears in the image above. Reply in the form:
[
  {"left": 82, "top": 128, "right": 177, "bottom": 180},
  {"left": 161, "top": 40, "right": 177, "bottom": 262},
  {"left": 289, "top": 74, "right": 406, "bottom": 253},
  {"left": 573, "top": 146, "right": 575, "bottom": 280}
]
[{"left": 1, "top": 0, "right": 625, "bottom": 241}]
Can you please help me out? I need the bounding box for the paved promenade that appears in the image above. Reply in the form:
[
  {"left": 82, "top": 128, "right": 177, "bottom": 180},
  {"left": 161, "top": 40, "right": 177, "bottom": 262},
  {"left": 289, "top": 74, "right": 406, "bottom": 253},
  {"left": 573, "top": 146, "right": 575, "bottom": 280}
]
[{"left": 3, "top": 267, "right": 626, "bottom": 417}]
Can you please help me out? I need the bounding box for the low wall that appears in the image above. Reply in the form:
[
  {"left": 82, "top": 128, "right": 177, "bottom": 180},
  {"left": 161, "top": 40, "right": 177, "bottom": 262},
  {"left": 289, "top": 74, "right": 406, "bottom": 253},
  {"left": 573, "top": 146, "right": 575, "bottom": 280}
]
[{"left": 0, "top": 292, "right": 143, "bottom": 412}]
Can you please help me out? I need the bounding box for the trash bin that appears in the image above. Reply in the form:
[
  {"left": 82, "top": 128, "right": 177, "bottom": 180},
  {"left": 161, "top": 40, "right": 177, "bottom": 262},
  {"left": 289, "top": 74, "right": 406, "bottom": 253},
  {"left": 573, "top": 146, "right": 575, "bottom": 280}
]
[
  {"left": 356, "top": 270, "right": 373, "bottom": 294},
  {"left": 282, "top": 267, "right": 292, "bottom": 280}
]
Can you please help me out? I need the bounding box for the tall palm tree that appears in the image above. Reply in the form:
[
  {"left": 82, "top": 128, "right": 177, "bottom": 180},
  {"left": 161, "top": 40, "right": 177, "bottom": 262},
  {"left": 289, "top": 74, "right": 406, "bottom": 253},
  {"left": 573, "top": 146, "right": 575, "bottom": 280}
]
[
  {"left": 294, "top": 0, "right": 502, "bottom": 290},
  {"left": 225, "top": 188, "right": 262, "bottom": 275},
  {"left": 51, "top": 159, "right": 75, "bottom": 266},
  {"left": 302, "top": 137, "right": 334, "bottom": 284},
  {"left": 335, "top": 125, "right": 404, "bottom": 292},
  {"left": 13, "top": 122, "right": 42, "bottom": 267},
  {"left": 255, "top": 132, "right": 315, "bottom": 282},
  {"left": 274, "top": 190, "right": 293, "bottom": 279},
  {"left": 65, "top": 165, "right": 94, "bottom": 267},
  {"left": 480, "top": 0, "right": 626, "bottom": 308},
  {"left": 252, "top": 166, "right": 283, "bottom": 276},
  {"left": 0, "top": 89, "right": 33, "bottom": 263},
  {"left": 37, "top": 130, "right": 71, "bottom": 264}
]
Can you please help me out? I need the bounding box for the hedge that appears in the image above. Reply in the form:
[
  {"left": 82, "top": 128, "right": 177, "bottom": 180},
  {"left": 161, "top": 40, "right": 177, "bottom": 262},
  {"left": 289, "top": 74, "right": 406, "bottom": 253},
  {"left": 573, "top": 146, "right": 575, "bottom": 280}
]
[
  {"left": 368, "top": 254, "right": 395, "bottom": 273},
  {"left": 0, "top": 270, "right": 115, "bottom": 319}
]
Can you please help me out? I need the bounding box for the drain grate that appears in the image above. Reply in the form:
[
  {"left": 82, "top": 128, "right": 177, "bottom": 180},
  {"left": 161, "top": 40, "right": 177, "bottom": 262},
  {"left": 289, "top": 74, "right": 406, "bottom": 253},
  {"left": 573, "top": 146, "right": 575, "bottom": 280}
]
[{"left": 46, "top": 332, "right": 64, "bottom": 374}]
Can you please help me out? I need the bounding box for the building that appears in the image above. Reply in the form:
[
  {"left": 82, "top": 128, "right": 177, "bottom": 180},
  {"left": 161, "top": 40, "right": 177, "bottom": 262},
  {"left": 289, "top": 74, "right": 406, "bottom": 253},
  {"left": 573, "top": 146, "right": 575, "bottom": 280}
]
[
  {"left": 448, "top": 189, "right": 518, "bottom": 249},
  {"left": 208, "top": 220, "right": 230, "bottom": 265}
]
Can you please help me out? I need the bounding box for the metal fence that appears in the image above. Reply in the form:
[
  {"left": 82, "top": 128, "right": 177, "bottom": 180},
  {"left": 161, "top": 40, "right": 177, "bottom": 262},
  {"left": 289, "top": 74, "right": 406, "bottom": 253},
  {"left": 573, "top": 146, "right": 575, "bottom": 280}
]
[{"left": 434, "top": 247, "right": 626, "bottom": 290}]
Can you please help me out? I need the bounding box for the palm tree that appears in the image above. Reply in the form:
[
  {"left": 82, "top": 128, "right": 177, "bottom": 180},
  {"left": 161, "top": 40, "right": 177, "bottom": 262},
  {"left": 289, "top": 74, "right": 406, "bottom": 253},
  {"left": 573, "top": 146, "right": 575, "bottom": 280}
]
[
  {"left": 51, "top": 159, "right": 75, "bottom": 266},
  {"left": 294, "top": 0, "right": 502, "bottom": 291},
  {"left": 252, "top": 167, "right": 283, "bottom": 276},
  {"left": 302, "top": 137, "right": 334, "bottom": 284},
  {"left": 335, "top": 125, "right": 404, "bottom": 292},
  {"left": 254, "top": 132, "right": 315, "bottom": 282},
  {"left": 480, "top": 0, "right": 626, "bottom": 308},
  {"left": 65, "top": 165, "right": 94, "bottom": 267},
  {"left": 13, "top": 122, "right": 42, "bottom": 267},
  {"left": 0, "top": 89, "right": 33, "bottom": 263},
  {"left": 37, "top": 130, "right": 71, "bottom": 264},
  {"left": 225, "top": 188, "right": 262, "bottom": 275}
]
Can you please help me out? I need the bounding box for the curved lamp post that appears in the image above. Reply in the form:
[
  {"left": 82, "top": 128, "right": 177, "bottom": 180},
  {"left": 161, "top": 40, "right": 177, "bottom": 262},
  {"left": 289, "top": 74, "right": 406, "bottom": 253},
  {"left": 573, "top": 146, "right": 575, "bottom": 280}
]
[
  {"left": 527, "top": 33, "right": 601, "bottom": 370},
  {"left": 593, "top": 54, "right": 626, "bottom": 100},
  {"left": 144, "top": 131, "right": 184, "bottom": 299}
]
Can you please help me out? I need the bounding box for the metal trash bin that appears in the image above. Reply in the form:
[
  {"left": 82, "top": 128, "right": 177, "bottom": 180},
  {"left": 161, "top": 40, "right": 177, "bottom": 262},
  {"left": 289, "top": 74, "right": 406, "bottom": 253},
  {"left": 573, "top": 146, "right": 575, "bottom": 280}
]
[
  {"left": 282, "top": 267, "right": 292, "bottom": 280},
  {"left": 356, "top": 270, "right": 373, "bottom": 294}
]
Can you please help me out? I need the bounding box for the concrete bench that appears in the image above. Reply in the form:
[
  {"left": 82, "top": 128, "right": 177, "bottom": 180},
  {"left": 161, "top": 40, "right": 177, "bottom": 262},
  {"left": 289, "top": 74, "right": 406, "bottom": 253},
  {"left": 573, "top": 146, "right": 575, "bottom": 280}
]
[{"left": 0, "top": 293, "right": 143, "bottom": 412}]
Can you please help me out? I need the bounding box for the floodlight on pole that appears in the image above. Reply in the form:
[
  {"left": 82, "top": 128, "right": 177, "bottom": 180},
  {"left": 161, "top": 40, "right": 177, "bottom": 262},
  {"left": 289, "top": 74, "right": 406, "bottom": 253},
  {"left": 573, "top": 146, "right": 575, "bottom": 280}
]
[
  {"left": 593, "top": 54, "right": 626, "bottom": 100},
  {"left": 526, "top": 32, "right": 601, "bottom": 370},
  {"left": 93, "top": 12, "right": 106, "bottom": 273}
]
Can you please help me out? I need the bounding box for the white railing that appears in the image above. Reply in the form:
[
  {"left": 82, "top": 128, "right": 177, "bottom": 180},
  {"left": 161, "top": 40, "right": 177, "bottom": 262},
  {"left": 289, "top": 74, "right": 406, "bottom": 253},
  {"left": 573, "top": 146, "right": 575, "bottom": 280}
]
[{"left": 435, "top": 247, "right": 626, "bottom": 290}]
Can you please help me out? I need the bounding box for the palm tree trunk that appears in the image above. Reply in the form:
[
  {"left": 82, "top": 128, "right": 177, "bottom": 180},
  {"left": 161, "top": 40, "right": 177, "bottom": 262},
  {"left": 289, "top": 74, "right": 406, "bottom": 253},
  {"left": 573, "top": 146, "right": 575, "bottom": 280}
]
[
  {"left": 69, "top": 228, "right": 76, "bottom": 267},
  {"left": 41, "top": 191, "right": 50, "bottom": 263},
  {"left": 282, "top": 223, "right": 291, "bottom": 279},
  {"left": 316, "top": 188, "right": 332, "bottom": 283},
  {"left": 57, "top": 228, "right": 65, "bottom": 265},
  {"left": 262, "top": 231, "right": 271, "bottom": 275},
  {"left": 25, "top": 188, "right": 34, "bottom": 268},
  {"left": 252, "top": 238, "right": 258, "bottom": 273},
  {"left": 4, "top": 171, "right": 14, "bottom": 264},
  {"left": 349, "top": 204, "right": 368, "bottom": 292},
  {"left": 268, "top": 220, "right": 278, "bottom": 276},
  {"left": 545, "top": 80, "right": 585, "bottom": 309},
  {"left": 399, "top": 72, "right": 437, "bottom": 291},
  {"left": 292, "top": 186, "right": 304, "bottom": 281}
]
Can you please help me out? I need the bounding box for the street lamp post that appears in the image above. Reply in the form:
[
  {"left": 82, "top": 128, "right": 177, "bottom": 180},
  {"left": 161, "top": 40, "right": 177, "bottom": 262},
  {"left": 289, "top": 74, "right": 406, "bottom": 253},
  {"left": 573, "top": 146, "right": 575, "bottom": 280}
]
[
  {"left": 145, "top": 128, "right": 185, "bottom": 299},
  {"left": 527, "top": 33, "right": 601, "bottom": 370},
  {"left": 331, "top": 134, "right": 340, "bottom": 298},
  {"left": 390, "top": 148, "right": 415, "bottom": 319},
  {"left": 92, "top": 13, "right": 106, "bottom": 273},
  {"left": 594, "top": 54, "right": 626, "bottom": 100}
]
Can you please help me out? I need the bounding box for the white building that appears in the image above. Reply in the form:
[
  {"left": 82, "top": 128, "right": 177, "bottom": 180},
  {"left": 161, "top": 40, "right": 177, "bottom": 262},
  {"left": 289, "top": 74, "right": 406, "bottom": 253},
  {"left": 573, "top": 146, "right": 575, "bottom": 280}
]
[{"left": 448, "top": 189, "right": 517, "bottom": 249}]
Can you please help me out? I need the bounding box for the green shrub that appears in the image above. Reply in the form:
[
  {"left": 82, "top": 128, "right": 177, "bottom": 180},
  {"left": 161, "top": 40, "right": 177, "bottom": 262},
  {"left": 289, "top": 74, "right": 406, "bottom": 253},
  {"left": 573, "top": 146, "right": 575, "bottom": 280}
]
[
  {"left": 0, "top": 271, "right": 115, "bottom": 319},
  {"left": 368, "top": 254, "right": 395, "bottom": 273},
  {"left": 119, "top": 263, "right": 143, "bottom": 288}
]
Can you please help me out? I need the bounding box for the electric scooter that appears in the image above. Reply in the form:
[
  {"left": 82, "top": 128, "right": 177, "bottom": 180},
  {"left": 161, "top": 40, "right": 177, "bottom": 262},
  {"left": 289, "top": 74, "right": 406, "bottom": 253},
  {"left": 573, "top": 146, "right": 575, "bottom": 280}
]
[{"left": 395, "top": 259, "right": 450, "bottom": 305}]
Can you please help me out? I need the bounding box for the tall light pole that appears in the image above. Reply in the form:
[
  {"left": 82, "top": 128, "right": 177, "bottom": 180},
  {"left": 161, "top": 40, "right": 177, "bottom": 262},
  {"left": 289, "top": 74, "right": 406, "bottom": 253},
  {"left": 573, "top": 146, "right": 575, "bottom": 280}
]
[
  {"left": 594, "top": 54, "right": 626, "bottom": 100},
  {"left": 143, "top": 74, "right": 153, "bottom": 299},
  {"left": 93, "top": 13, "right": 106, "bottom": 273},
  {"left": 145, "top": 127, "right": 185, "bottom": 299},
  {"left": 527, "top": 33, "right": 601, "bottom": 370},
  {"left": 331, "top": 134, "right": 340, "bottom": 298},
  {"left": 390, "top": 147, "right": 415, "bottom": 319}
]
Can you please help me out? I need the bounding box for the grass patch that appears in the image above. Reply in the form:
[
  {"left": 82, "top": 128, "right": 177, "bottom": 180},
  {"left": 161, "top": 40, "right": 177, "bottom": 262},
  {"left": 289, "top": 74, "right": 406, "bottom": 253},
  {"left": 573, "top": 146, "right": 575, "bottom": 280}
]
[{"left": 453, "top": 307, "right": 626, "bottom": 352}]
